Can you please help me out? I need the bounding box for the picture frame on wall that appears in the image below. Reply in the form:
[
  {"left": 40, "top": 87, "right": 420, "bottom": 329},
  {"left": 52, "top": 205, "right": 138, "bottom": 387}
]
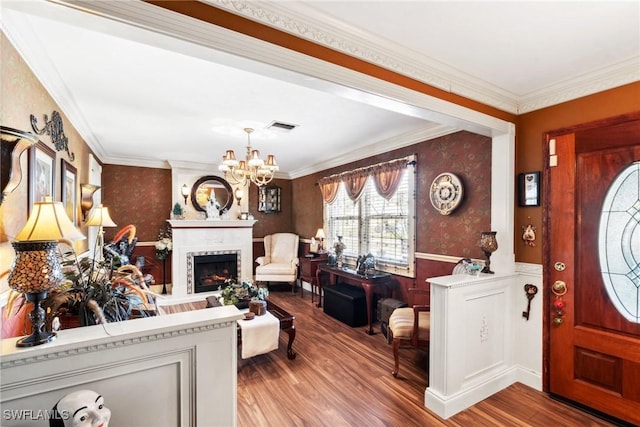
[
  {"left": 61, "top": 158, "right": 78, "bottom": 225},
  {"left": 518, "top": 171, "right": 540, "bottom": 207},
  {"left": 28, "top": 141, "right": 56, "bottom": 212}
]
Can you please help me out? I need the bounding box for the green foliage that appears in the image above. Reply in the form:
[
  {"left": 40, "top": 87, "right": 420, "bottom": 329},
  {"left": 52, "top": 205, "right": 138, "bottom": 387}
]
[{"left": 220, "top": 278, "right": 268, "bottom": 306}]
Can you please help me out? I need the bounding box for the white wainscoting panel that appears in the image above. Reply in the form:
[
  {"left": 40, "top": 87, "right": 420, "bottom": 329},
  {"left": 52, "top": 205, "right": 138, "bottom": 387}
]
[
  {"left": 425, "top": 273, "right": 519, "bottom": 419},
  {"left": 1, "top": 306, "right": 243, "bottom": 427}
]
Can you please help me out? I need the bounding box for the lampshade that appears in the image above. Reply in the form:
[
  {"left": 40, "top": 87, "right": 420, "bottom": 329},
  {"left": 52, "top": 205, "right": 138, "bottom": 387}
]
[
  {"left": 85, "top": 204, "right": 117, "bottom": 227},
  {"left": 15, "top": 196, "right": 85, "bottom": 242},
  {"left": 315, "top": 228, "right": 326, "bottom": 240}
]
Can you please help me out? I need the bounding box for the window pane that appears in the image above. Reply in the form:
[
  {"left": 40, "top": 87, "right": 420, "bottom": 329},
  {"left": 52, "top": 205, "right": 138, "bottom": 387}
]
[{"left": 324, "top": 158, "right": 415, "bottom": 277}]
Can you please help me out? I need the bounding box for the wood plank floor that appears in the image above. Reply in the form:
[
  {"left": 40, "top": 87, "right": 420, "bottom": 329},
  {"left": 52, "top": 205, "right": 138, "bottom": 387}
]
[{"left": 234, "top": 291, "right": 618, "bottom": 427}]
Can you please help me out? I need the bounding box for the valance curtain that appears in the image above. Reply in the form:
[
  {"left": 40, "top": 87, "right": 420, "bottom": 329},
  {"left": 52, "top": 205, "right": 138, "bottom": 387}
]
[{"left": 318, "top": 157, "right": 410, "bottom": 203}]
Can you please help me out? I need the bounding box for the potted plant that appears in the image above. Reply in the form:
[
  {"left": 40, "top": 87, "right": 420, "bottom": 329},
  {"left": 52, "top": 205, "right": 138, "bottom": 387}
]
[
  {"left": 3, "top": 245, "right": 157, "bottom": 337},
  {"left": 219, "top": 278, "right": 268, "bottom": 309}
]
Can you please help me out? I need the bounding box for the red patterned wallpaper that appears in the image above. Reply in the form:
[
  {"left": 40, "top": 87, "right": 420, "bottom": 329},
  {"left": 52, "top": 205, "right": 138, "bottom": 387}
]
[
  {"left": 101, "top": 164, "right": 172, "bottom": 242},
  {"left": 292, "top": 131, "right": 492, "bottom": 259}
]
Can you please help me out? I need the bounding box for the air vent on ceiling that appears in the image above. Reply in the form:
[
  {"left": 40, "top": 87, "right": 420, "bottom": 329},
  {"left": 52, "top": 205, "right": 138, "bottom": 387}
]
[{"left": 267, "top": 121, "right": 298, "bottom": 132}]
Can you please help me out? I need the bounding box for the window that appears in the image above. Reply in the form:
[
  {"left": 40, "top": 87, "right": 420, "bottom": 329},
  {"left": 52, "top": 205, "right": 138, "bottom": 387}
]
[{"left": 324, "top": 157, "right": 415, "bottom": 277}]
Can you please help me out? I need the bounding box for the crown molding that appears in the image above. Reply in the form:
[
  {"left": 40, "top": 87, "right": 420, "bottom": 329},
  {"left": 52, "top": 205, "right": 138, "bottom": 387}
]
[
  {"left": 517, "top": 57, "right": 640, "bottom": 114},
  {"left": 288, "top": 124, "right": 458, "bottom": 179},
  {"left": 209, "top": 0, "right": 639, "bottom": 115}
]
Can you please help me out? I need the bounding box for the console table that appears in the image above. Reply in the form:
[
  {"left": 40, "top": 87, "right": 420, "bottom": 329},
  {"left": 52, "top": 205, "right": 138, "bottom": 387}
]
[{"left": 316, "top": 264, "right": 392, "bottom": 335}]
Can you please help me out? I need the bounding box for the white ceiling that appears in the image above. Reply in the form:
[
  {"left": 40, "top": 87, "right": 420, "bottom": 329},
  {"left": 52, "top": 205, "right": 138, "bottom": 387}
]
[{"left": 2, "top": 1, "right": 638, "bottom": 178}]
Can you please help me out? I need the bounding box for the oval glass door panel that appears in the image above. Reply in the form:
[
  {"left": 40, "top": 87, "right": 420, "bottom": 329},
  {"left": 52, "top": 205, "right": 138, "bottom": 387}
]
[{"left": 598, "top": 162, "right": 640, "bottom": 323}]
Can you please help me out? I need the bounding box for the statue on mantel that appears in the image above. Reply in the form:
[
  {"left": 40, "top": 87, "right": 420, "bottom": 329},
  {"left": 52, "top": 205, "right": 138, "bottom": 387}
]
[{"left": 205, "top": 197, "right": 220, "bottom": 220}]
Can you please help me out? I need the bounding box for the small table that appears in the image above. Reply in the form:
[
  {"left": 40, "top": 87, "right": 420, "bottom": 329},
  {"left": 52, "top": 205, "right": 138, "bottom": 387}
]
[
  {"left": 208, "top": 296, "right": 296, "bottom": 360},
  {"left": 298, "top": 253, "right": 328, "bottom": 303},
  {"left": 266, "top": 299, "right": 297, "bottom": 360},
  {"left": 316, "top": 264, "right": 392, "bottom": 335}
]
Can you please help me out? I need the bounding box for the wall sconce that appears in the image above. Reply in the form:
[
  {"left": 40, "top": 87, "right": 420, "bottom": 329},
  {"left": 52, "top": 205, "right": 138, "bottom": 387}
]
[
  {"left": 80, "top": 184, "right": 101, "bottom": 221},
  {"left": 181, "top": 184, "right": 190, "bottom": 205},
  {"left": 234, "top": 187, "right": 243, "bottom": 206},
  {"left": 1, "top": 126, "right": 38, "bottom": 206}
]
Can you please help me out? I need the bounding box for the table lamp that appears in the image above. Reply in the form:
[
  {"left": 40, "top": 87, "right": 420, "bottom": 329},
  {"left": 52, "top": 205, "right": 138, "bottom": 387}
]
[
  {"left": 315, "top": 228, "right": 326, "bottom": 253},
  {"left": 8, "top": 196, "right": 85, "bottom": 347},
  {"left": 479, "top": 231, "right": 498, "bottom": 274},
  {"left": 85, "top": 204, "right": 117, "bottom": 261}
]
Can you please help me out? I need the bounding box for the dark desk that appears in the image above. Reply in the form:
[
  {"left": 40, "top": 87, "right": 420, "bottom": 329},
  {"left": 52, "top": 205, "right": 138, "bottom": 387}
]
[
  {"left": 299, "top": 253, "right": 328, "bottom": 304},
  {"left": 316, "top": 264, "right": 391, "bottom": 335}
]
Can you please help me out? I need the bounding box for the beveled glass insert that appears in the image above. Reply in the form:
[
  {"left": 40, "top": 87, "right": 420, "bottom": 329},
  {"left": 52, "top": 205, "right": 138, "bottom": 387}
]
[{"left": 599, "top": 162, "right": 640, "bottom": 323}]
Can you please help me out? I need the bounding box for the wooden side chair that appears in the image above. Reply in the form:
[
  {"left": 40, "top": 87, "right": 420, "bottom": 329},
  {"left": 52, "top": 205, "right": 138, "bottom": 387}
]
[{"left": 388, "top": 288, "right": 430, "bottom": 377}]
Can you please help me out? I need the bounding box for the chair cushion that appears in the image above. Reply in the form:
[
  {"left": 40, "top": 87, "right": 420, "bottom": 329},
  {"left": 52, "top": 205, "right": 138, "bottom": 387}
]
[
  {"left": 389, "top": 307, "right": 430, "bottom": 340},
  {"left": 256, "top": 262, "right": 296, "bottom": 275},
  {"left": 417, "top": 311, "right": 430, "bottom": 341},
  {"left": 389, "top": 307, "right": 415, "bottom": 339}
]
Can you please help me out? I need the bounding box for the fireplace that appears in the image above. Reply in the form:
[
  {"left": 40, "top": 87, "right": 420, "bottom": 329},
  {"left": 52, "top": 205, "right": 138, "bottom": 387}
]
[
  {"left": 169, "top": 219, "right": 256, "bottom": 298},
  {"left": 187, "top": 250, "right": 241, "bottom": 294}
]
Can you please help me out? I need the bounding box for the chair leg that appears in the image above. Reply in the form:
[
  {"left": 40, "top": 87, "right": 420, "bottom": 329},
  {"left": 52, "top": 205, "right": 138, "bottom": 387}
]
[{"left": 392, "top": 337, "right": 401, "bottom": 377}]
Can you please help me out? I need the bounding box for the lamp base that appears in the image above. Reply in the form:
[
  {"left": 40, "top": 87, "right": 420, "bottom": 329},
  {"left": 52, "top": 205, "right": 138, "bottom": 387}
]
[
  {"left": 16, "top": 330, "right": 56, "bottom": 348},
  {"left": 16, "top": 291, "right": 57, "bottom": 348},
  {"left": 481, "top": 251, "right": 495, "bottom": 274},
  {"left": 480, "top": 266, "right": 495, "bottom": 274}
]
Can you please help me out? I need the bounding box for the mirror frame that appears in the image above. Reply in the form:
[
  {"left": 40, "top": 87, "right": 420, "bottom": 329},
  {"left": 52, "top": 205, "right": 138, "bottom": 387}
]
[{"left": 190, "top": 175, "right": 234, "bottom": 214}]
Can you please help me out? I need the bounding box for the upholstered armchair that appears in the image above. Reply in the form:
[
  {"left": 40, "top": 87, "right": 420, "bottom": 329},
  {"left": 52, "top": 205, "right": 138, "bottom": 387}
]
[
  {"left": 388, "top": 288, "right": 430, "bottom": 377},
  {"left": 255, "top": 233, "right": 300, "bottom": 293}
]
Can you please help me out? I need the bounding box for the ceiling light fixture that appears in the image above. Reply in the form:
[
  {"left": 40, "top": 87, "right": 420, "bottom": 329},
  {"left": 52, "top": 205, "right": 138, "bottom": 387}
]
[{"left": 218, "top": 128, "right": 278, "bottom": 187}]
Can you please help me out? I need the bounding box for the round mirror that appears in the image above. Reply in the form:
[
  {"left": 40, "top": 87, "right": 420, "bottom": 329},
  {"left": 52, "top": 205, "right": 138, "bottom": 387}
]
[{"left": 190, "top": 175, "right": 234, "bottom": 214}]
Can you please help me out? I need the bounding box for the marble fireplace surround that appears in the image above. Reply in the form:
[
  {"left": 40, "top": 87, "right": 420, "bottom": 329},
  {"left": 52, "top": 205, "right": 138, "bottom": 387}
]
[{"left": 168, "top": 220, "right": 257, "bottom": 301}]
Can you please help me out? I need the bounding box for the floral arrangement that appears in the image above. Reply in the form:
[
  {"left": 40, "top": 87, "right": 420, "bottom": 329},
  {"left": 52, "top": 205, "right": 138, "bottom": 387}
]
[
  {"left": 220, "top": 278, "right": 268, "bottom": 306},
  {"left": 155, "top": 227, "right": 173, "bottom": 260}
]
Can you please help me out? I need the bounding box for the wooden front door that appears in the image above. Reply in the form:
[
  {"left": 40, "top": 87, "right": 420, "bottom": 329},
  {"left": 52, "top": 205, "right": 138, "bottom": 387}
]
[{"left": 546, "top": 116, "right": 640, "bottom": 425}]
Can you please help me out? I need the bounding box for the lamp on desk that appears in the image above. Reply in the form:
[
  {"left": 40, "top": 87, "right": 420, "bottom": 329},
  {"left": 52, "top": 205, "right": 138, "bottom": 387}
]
[
  {"left": 8, "top": 196, "right": 85, "bottom": 347},
  {"left": 315, "top": 228, "right": 326, "bottom": 253}
]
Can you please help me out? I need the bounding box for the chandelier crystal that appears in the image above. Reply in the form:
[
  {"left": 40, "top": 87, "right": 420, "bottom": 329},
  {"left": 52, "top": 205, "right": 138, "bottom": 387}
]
[{"left": 218, "top": 128, "right": 278, "bottom": 187}]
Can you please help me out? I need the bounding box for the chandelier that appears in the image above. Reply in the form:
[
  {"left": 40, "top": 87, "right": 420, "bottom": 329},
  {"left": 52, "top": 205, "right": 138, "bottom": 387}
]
[{"left": 218, "top": 128, "right": 278, "bottom": 187}]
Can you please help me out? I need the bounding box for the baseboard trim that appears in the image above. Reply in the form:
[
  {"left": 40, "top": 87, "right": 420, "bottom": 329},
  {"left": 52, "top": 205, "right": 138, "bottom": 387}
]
[{"left": 425, "top": 366, "right": 517, "bottom": 419}]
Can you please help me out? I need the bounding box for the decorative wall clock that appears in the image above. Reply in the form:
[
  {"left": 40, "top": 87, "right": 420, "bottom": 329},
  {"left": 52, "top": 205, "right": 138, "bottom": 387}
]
[{"left": 430, "top": 172, "right": 464, "bottom": 215}]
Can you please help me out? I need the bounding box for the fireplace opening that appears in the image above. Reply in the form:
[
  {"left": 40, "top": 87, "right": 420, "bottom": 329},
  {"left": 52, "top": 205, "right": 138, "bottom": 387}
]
[{"left": 193, "top": 253, "right": 238, "bottom": 293}]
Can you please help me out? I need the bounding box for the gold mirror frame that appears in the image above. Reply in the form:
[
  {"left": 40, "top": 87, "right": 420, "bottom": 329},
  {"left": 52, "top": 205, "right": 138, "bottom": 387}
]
[{"left": 190, "top": 175, "right": 234, "bottom": 214}]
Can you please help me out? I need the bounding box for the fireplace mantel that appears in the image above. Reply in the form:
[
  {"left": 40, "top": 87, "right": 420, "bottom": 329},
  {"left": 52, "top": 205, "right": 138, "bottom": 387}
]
[
  {"left": 169, "top": 219, "right": 257, "bottom": 229},
  {"left": 169, "top": 219, "right": 256, "bottom": 300}
]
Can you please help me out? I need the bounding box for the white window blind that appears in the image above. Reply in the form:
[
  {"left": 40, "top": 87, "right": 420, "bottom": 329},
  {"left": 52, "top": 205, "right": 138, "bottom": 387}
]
[{"left": 324, "top": 157, "right": 415, "bottom": 277}]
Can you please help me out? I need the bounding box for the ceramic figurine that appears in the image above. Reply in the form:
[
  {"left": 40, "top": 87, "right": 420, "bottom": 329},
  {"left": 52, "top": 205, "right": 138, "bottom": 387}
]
[
  {"left": 205, "top": 197, "right": 220, "bottom": 220},
  {"left": 50, "top": 389, "right": 111, "bottom": 427},
  {"left": 333, "top": 236, "right": 346, "bottom": 268}
]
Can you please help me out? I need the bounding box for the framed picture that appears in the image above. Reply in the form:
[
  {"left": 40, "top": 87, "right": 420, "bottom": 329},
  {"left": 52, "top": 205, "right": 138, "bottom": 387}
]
[
  {"left": 258, "top": 185, "right": 281, "bottom": 213},
  {"left": 28, "top": 141, "right": 56, "bottom": 212},
  {"left": 61, "top": 159, "right": 78, "bottom": 225},
  {"left": 518, "top": 171, "right": 540, "bottom": 207}
]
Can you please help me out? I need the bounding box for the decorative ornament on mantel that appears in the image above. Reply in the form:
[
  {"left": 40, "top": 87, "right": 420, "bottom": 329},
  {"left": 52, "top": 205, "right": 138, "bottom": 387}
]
[{"left": 218, "top": 128, "right": 279, "bottom": 187}]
